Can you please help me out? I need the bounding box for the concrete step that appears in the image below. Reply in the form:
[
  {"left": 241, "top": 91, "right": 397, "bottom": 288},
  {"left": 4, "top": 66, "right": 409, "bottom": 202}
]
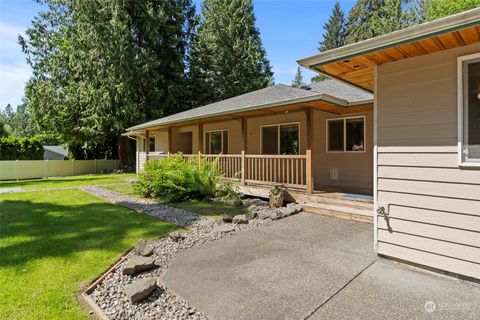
[{"left": 302, "top": 202, "right": 373, "bottom": 224}]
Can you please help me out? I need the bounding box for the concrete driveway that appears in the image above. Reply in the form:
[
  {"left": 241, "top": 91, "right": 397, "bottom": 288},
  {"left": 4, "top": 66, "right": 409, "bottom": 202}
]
[{"left": 163, "top": 213, "right": 480, "bottom": 320}]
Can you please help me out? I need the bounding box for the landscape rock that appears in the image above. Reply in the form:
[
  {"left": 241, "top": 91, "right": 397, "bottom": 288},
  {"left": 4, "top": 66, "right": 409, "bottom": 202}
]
[
  {"left": 232, "top": 214, "right": 248, "bottom": 224},
  {"left": 282, "top": 203, "right": 303, "bottom": 217},
  {"left": 123, "top": 256, "right": 157, "bottom": 275},
  {"left": 222, "top": 213, "right": 233, "bottom": 223},
  {"left": 169, "top": 231, "right": 184, "bottom": 242},
  {"left": 124, "top": 277, "right": 157, "bottom": 303},
  {"left": 257, "top": 210, "right": 271, "bottom": 220},
  {"left": 213, "top": 224, "right": 235, "bottom": 233},
  {"left": 245, "top": 210, "right": 257, "bottom": 220},
  {"left": 242, "top": 198, "right": 268, "bottom": 207},
  {"left": 270, "top": 210, "right": 285, "bottom": 221},
  {"left": 134, "top": 239, "right": 154, "bottom": 257}
]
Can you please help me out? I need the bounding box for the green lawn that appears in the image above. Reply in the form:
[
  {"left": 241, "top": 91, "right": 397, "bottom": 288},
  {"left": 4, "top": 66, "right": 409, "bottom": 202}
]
[
  {"left": 104, "top": 183, "right": 248, "bottom": 220},
  {"left": 0, "top": 189, "right": 179, "bottom": 320},
  {"left": 0, "top": 173, "right": 136, "bottom": 190}
]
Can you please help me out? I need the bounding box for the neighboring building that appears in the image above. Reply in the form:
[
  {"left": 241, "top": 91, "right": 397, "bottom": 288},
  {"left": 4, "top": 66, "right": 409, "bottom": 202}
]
[
  {"left": 299, "top": 8, "right": 480, "bottom": 280},
  {"left": 125, "top": 9, "right": 480, "bottom": 280},
  {"left": 43, "top": 145, "right": 68, "bottom": 160}
]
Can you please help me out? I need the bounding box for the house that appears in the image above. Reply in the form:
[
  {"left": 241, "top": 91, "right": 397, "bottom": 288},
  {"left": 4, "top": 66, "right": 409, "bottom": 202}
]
[
  {"left": 298, "top": 8, "right": 480, "bottom": 280},
  {"left": 125, "top": 8, "right": 480, "bottom": 280},
  {"left": 43, "top": 145, "right": 68, "bottom": 160}
]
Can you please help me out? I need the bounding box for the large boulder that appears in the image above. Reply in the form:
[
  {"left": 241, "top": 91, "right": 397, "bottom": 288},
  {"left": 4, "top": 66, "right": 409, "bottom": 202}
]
[
  {"left": 245, "top": 210, "right": 257, "bottom": 220},
  {"left": 270, "top": 210, "right": 285, "bottom": 221},
  {"left": 232, "top": 214, "right": 248, "bottom": 224},
  {"left": 124, "top": 277, "right": 157, "bottom": 303},
  {"left": 282, "top": 203, "right": 303, "bottom": 217},
  {"left": 133, "top": 239, "right": 154, "bottom": 257},
  {"left": 222, "top": 213, "right": 233, "bottom": 223},
  {"left": 123, "top": 256, "right": 157, "bottom": 276}
]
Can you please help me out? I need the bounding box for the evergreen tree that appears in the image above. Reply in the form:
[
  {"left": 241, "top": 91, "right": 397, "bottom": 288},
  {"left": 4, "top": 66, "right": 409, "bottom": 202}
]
[
  {"left": 291, "top": 67, "right": 305, "bottom": 87},
  {"left": 345, "top": 0, "right": 386, "bottom": 44},
  {"left": 318, "top": 1, "right": 347, "bottom": 52},
  {"left": 20, "top": 0, "right": 197, "bottom": 162},
  {"left": 424, "top": 0, "right": 480, "bottom": 21},
  {"left": 189, "top": 0, "right": 273, "bottom": 106}
]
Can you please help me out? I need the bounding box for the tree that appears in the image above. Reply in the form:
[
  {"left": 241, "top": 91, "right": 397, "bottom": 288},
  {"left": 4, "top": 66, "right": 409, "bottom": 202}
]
[
  {"left": 291, "top": 67, "right": 305, "bottom": 87},
  {"left": 318, "top": 1, "right": 347, "bottom": 52},
  {"left": 189, "top": 0, "right": 273, "bottom": 106},
  {"left": 20, "top": 0, "right": 197, "bottom": 163},
  {"left": 424, "top": 0, "right": 480, "bottom": 21}
]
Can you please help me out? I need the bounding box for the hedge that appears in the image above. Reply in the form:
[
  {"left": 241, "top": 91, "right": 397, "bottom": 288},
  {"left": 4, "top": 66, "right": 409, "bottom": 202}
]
[{"left": 0, "top": 136, "right": 44, "bottom": 160}]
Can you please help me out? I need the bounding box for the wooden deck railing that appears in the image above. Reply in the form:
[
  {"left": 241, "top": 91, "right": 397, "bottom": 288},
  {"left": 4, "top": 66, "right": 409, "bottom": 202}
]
[{"left": 143, "top": 152, "right": 307, "bottom": 188}]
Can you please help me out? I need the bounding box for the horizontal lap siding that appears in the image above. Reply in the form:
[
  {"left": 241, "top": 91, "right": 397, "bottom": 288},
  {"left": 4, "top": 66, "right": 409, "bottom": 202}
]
[{"left": 377, "top": 43, "right": 480, "bottom": 279}]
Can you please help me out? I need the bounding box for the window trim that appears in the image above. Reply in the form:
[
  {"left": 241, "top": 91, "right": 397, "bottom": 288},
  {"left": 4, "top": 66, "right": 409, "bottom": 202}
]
[
  {"left": 457, "top": 52, "right": 480, "bottom": 168},
  {"left": 204, "top": 129, "right": 229, "bottom": 154},
  {"left": 326, "top": 115, "right": 366, "bottom": 153},
  {"left": 260, "top": 122, "right": 301, "bottom": 155}
]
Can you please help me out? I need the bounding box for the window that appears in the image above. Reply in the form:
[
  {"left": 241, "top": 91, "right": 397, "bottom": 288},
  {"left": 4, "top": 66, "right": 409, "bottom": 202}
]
[
  {"left": 149, "top": 136, "right": 155, "bottom": 152},
  {"left": 459, "top": 54, "right": 480, "bottom": 165},
  {"left": 261, "top": 123, "right": 299, "bottom": 155},
  {"left": 327, "top": 116, "right": 365, "bottom": 152},
  {"left": 205, "top": 130, "right": 228, "bottom": 154}
]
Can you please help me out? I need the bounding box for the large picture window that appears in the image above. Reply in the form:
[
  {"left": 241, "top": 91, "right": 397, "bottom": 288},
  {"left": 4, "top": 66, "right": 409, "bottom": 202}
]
[
  {"left": 327, "top": 116, "right": 365, "bottom": 152},
  {"left": 205, "top": 130, "right": 228, "bottom": 154},
  {"left": 261, "top": 123, "right": 299, "bottom": 155},
  {"left": 459, "top": 54, "right": 480, "bottom": 165}
]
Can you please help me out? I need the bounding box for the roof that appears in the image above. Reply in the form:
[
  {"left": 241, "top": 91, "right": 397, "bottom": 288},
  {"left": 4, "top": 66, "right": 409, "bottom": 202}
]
[
  {"left": 127, "top": 81, "right": 372, "bottom": 131},
  {"left": 43, "top": 145, "right": 68, "bottom": 157},
  {"left": 298, "top": 8, "right": 480, "bottom": 91}
]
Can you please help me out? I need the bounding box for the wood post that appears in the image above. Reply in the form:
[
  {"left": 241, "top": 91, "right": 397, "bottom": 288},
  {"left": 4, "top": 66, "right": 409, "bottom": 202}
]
[
  {"left": 198, "top": 123, "right": 204, "bottom": 154},
  {"left": 167, "top": 127, "right": 172, "bottom": 154},
  {"left": 306, "top": 107, "right": 314, "bottom": 194},
  {"left": 145, "top": 130, "right": 150, "bottom": 160},
  {"left": 241, "top": 118, "right": 247, "bottom": 185}
]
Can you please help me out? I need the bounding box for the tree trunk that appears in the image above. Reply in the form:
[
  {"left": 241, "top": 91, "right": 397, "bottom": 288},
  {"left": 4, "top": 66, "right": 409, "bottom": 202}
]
[{"left": 117, "top": 135, "right": 135, "bottom": 167}]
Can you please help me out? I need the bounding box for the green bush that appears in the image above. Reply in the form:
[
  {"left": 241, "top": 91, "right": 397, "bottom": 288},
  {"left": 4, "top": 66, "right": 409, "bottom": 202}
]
[
  {"left": 134, "top": 153, "right": 236, "bottom": 201},
  {"left": 0, "top": 135, "right": 44, "bottom": 160}
]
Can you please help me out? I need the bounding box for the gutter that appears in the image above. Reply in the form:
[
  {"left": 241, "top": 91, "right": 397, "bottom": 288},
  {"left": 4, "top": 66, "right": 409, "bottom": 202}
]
[
  {"left": 126, "top": 93, "right": 373, "bottom": 131},
  {"left": 297, "top": 7, "right": 480, "bottom": 69}
]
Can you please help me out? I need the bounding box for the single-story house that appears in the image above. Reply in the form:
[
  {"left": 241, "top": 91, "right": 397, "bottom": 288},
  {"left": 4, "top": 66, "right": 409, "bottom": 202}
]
[
  {"left": 43, "top": 145, "right": 68, "bottom": 160},
  {"left": 125, "top": 8, "right": 480, "bottom": 280}
]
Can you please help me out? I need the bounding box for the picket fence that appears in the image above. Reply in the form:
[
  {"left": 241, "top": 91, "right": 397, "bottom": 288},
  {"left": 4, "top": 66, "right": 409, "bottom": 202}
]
[{"left": 0, "top": 159, "right": 119, "bottom": 180}]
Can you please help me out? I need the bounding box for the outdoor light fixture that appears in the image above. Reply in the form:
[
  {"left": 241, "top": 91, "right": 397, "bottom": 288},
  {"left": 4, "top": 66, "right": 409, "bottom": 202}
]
[{"left": 477, "top": 91, "right": 480, "bottom": 100}]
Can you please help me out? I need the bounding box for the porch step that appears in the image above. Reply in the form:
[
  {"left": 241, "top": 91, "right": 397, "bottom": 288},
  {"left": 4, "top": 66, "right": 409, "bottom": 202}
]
[{"left": 302, "top": 201, "right": 373, "bottom": 224}]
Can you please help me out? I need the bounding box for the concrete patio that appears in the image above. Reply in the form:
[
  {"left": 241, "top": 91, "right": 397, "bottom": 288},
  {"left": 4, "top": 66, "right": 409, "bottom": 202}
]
[{"left": 163, "top": 213, "right": 480, "bottom": 320}]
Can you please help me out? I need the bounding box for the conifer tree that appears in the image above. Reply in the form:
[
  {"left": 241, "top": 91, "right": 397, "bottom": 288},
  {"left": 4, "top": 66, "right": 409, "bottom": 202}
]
[
  {"left": 318, "top": 1, "right": 347, "bottom": 52},
  {"left": 189, "top": 0, "right": 273, "bottom": 106},
  {"left": 291, "top": 67, "right": 305, "bottom": 87}
]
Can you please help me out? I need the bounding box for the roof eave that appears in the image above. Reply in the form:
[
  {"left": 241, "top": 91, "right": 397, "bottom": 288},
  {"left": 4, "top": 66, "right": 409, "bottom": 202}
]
[{"left": 297, "top": 8, "right": 480, "bottom": 69}]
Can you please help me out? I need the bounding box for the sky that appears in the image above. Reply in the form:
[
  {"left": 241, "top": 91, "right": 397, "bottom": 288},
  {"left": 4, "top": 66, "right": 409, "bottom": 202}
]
[{"left": 0, "top": 0, "right": 356, "bottom": 110}]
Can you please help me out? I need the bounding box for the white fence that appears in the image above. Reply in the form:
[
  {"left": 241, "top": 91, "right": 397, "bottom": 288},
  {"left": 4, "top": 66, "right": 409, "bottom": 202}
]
[{"left": 0, "top": 159, "right": 119, "bottom": 180}]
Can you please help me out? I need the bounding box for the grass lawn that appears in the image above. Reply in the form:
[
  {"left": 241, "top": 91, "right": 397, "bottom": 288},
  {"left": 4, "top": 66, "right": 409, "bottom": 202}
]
[
  {"left": 104, "top": 183, "right": 248, "bottom": 220},
  {"left": 0, "top": 189, "right": 179, "bottom": 320},
  {"left": 0, "top": 173, "right": 136, "bottom": 190}
]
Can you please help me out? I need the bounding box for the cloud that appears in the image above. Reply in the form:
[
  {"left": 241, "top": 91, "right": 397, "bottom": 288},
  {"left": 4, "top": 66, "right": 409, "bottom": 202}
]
[{"left": 0, "top": 64, "right": 31, "bottom": 108}]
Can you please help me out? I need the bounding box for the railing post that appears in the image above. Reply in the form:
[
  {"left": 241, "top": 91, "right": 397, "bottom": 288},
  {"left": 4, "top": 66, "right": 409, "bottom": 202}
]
[{"left": 241, "top": 151, "right": 246, "bottom": 185}]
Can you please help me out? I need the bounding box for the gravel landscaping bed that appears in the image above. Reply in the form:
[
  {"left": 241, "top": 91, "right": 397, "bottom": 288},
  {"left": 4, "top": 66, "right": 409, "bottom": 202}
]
[{"left": 87, "top": 214, "right": 270, "bottom": 319}]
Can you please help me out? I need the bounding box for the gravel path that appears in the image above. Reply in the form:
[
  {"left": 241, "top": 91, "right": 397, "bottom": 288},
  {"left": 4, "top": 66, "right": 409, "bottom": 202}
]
[
  {"left": 81, "top": 185, "right": 212, "bottom": 228},
  {"left": 84, "top": 186, "right": 271, "bottom": 319}
]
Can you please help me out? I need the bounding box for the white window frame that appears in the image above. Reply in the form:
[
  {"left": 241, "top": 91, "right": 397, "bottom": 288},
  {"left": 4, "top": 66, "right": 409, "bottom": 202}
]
[
  {"left": 204, "top": 129, "right": 229, "bottom": 154},
  {"left": 457, "top": 52, "right": 480, "bottom": 168},
  {"left": 260, "top": 122, "right": 301, "bottom": 155},
  {"left": 326, "top": 115, "right": 366, "bottom": 153}
]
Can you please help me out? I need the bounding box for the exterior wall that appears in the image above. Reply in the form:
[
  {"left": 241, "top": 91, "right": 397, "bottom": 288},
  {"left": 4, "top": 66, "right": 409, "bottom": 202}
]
[
  {"left": 44, "top": 150, "right": 65, "bottom": 160},
  {"left": 313, "top": 109, "right": 373, "bottom": 194},
  {"left": 204, "top": 120, "right": 242, "bottom": 154},
  {"left": 150, "top": 129, "right": 169, "bottom": 152},
  {"left": 246, "top": 110, "right": 307, "bottom": 154},
  {"left": 172, "top": 125, "right": 199, "bottom": 153},
  {"left": 376, "top": 42, "right": 480, "bottom": 279}
]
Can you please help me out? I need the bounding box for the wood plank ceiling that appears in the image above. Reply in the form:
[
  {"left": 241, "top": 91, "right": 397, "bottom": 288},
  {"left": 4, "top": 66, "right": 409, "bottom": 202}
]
[{"left": 315, "top": 25, "right": 480, "bottom": 92}]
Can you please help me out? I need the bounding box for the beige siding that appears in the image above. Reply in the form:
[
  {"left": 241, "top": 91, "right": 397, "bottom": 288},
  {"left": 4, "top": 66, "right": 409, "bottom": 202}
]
[
  {"left": 376, "top": 43, "right": 480, "bottom": 279},
  {"left": 151, "top": 129, "right": 169, "bottom": 152},
  {"left": 313, "top": 110, "right": 373, "bottom": 194}
]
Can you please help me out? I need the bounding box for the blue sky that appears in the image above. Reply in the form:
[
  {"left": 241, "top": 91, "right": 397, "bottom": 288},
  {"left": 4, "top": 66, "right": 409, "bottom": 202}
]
[{"left": 0, "top": 0, "right": 356, "bottom": 110}]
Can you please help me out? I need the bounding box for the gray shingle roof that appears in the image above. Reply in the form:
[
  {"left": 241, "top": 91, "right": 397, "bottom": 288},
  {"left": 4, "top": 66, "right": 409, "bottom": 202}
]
[
  {"left": 127, "top": 80, "right": 372, "bottom": 131},
  {"left": 43, "top": 145, "right": 68, "bottom": 157}
]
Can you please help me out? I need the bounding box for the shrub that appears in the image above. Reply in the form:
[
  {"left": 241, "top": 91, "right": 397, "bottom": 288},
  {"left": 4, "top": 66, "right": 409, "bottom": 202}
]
[
  {"left": 0, "top": 135, "right": 44, "bottom": 160},
  {"left": 134, "top": 154, "right": 236, "bottom": 202}
]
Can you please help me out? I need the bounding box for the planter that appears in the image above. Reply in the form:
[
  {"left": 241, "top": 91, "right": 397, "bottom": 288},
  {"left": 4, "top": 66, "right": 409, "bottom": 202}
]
[{"left": 269, "top": 185, "right": 285, "bottom": 208}]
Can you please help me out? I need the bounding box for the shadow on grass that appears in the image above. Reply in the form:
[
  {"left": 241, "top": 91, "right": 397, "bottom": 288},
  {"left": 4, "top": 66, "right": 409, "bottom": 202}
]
[
  {"left": 0, "top": 174, "right": 132, "bottom": 189},
  {"left": 0, "top": 198, "right": 179, "bottom": 268}
]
